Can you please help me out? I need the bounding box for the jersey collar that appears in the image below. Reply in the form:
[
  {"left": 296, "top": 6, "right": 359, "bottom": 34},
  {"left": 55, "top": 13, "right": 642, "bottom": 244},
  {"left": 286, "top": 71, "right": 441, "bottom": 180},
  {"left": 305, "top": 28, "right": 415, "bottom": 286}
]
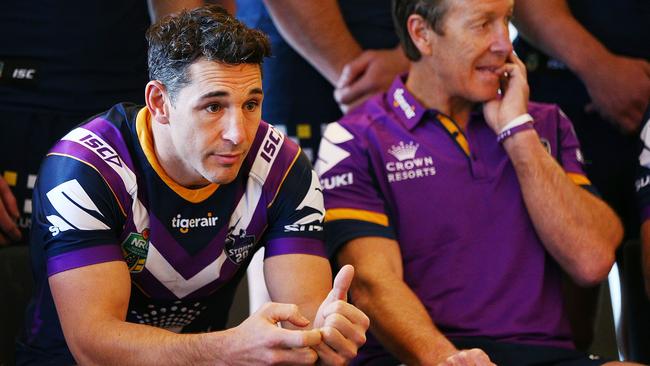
[{"left": 135, "top": 107, "right": 219, "bottom": 203}]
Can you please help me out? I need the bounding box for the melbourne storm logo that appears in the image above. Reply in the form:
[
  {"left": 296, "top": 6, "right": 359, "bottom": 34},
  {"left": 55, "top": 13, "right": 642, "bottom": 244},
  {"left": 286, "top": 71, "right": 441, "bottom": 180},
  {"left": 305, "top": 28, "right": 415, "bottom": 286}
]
[{"left": 225, "top": 221, "right": 256, "bottom": 265}]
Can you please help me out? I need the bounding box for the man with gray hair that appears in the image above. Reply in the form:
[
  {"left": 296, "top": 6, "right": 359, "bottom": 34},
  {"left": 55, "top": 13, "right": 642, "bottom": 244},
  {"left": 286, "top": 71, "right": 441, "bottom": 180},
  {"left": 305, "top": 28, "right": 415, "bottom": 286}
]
[{"left": 316, "top": 0, "right": 628, "bottom": 364}]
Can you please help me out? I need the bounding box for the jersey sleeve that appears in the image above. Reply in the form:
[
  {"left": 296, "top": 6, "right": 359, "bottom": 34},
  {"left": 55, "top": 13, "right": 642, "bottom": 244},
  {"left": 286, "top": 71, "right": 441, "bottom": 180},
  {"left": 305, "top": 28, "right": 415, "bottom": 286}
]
[
  {"left": 555, "top": 108, "right": 596, "bottom": 194},
  {"left": 637, "top": 117, "right": 650, "bottom": 222},
  {"left": 263, "top": 152, "right": 327, "bottom": 259},
  {"left": 31, "top": 155, "right": 125, "bottom": 277},
  {"left": 316, "top": 120, "right": 396, "bottom": 259}
]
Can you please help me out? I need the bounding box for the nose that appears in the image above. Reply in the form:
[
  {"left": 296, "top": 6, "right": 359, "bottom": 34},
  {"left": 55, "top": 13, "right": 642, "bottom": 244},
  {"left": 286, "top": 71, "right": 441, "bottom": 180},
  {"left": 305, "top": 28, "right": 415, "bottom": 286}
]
[
  {"left": 221, "top": 108, "right": 246, "bottom": 146},
  {"left": 490, "top": 22, "right": 513, "bottom": 57}
]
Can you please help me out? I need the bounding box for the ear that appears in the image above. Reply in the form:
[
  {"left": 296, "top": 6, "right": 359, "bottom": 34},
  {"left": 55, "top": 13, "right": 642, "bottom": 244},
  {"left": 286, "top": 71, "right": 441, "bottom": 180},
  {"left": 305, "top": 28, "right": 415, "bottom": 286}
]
[
  {"left": 406, "top": 14, "right": 435, "bottom": 57},
  {"left": 145, "top": 80, "right": 171, "bottom": 125}
]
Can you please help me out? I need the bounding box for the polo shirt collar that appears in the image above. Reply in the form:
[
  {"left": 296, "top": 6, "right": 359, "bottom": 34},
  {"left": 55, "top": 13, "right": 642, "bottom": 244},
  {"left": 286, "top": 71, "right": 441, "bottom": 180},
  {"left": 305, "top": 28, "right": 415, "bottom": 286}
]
[{"left": 386, "top": 74, "right": 428, "bottom": 131}]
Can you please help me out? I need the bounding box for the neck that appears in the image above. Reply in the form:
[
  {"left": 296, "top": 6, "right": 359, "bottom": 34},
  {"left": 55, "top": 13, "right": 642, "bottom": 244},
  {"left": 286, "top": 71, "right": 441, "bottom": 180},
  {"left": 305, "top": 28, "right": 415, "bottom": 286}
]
[
  {"left": 406, "top": 62, "right": 474, "bottom": 131},
  {"left": 151, "top": 120, "right": 209, "bottom": 188}
]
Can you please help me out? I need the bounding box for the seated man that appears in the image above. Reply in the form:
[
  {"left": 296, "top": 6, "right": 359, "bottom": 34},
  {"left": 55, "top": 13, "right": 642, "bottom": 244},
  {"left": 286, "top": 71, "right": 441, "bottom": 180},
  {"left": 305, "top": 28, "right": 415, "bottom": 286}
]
[
  {"left": 316, "top": 0, "right": 627, "bottom": 364},
  {"left": 16, "top": 6, "right": 368, "bottom": 365}
]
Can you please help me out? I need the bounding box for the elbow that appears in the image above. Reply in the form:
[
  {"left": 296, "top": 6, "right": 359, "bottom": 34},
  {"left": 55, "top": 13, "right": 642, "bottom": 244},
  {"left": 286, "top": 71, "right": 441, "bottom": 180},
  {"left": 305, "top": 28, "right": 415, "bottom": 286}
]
[{"left": 571, "top": 249, "right": 616, "bottom": 287}]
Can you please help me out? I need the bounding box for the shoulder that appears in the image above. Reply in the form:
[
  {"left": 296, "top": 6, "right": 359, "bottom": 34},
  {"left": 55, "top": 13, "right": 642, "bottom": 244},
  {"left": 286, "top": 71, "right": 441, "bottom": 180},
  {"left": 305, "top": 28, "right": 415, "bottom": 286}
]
[{"left": 528, "top": 101, "right": 568, "bottom": 126}]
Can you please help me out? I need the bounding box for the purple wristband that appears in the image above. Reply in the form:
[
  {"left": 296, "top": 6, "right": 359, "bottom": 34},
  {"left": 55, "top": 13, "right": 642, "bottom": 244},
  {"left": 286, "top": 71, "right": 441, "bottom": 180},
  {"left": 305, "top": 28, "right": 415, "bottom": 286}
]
[{"left": 496, "top": 122, "right": 534, "bottom": 143}]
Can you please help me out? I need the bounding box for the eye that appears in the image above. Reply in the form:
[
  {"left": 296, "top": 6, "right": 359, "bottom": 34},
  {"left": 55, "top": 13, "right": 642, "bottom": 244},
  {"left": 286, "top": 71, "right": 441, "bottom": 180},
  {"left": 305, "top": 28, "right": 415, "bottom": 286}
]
[
  {"left": 244, "top": 100, "right": 259, "bottom": 112},
  {"left": 206, "top": 104, "right": 222, "bottom": 113}
]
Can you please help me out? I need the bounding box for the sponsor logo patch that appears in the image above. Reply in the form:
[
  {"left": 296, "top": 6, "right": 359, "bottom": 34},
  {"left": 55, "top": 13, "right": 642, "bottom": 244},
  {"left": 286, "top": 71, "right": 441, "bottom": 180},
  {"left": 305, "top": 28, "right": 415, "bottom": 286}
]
[
  {"left": 385, "top": 141, "right": 436, "bottom": 183},
  {"left": 320, "top": 172, "right": 353, "bottom": 190},
  {"left": 225, "top": 227, "right": 256, "bottom": 265},
  {"left": 392, "top": 88, "right": 416, "bottom": 119},
  {"left": 122, "top": 229, "right": 150, "bottom": 273},
  {"left": 171, "top": 212, "right": 219, "bottom": 234}
]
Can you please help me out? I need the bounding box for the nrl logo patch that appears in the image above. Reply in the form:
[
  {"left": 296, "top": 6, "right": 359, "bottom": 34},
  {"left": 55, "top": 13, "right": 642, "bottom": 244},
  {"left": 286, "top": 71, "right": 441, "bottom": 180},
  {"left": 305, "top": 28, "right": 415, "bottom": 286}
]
[
  {"left": 121, "top": 229, "right": 150, "bottom": 273},
  {"left": 225, "top": 227, "right": 256, "bottom": 265}
]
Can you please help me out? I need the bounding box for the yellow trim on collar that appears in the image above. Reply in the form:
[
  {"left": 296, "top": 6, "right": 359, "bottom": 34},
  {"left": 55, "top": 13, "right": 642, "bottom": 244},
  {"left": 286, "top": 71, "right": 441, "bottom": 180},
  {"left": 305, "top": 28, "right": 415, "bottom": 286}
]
[
  {"left": 135, "top": 107, "right": 219, "bottom": 203},
  {"left": 437, "top": 114, "right": 471, "bottom": 157}
]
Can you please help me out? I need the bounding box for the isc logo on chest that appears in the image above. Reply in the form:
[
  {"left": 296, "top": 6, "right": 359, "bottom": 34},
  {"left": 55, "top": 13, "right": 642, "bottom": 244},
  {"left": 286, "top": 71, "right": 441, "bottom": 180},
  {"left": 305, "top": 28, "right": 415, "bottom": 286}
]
[
  {"left": 79, "top": 134, "right": 123, "bottom": 167},
  {"left": 260, "top": 127, "right": 282, "bottom": 163}
]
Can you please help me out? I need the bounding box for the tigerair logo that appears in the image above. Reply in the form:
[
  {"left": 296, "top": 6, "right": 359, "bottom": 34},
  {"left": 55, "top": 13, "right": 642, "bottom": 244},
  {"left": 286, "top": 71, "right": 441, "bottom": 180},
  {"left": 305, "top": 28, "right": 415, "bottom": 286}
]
[
  {"left": 392, "top": 88, "right": 416, "bottom": 119},
  {"left": 385, "top": 141, "right": 436, "bottom": 183},
  {"left": 171, "top": 212, "right": 219, "bottom": 234}
]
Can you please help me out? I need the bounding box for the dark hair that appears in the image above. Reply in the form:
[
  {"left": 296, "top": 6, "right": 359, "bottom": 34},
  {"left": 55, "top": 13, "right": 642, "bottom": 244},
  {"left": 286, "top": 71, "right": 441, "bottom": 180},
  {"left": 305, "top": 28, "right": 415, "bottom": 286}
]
[
  {"left": 146, "top": 5, "right": 271, "bottom": 102},
  {"left": 392, "top": 0, "right": 451, "bottom": 61}
]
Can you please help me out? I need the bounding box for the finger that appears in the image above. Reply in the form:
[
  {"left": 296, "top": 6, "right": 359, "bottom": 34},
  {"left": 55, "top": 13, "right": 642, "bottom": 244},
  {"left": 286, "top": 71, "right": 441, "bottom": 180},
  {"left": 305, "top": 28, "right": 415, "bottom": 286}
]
[
  {"left": 319, "top": 325, "right": 358, "bottom": 360},
  {"left": 320, "top": 311, "right": 367, "bottom": 347},
  {"left": 321, "top": 300, "right": 370, "bottom": 332},
  {"left": 0, "top": 177, "right": 20, "bottom": 220},
  {"left": 275, "top": 327, "right": 323, "bottom": 349},
  {"left": 265, "top": 347, "right": 318, "bottom": 365},
  {"left": 337, "top": 53, "right": 372, "bottom": 89},
  {"left": 335, "top": 75, "right": 378, "bottom": 106},
  {"left": 329, "top": 264, "right": 354, "bottom": 302},
  {"left": 313, "top": 342, "right": 347, "bottom": 366},
  {"left": 261, "top": 302, "right": 311, "bottom": 327}
]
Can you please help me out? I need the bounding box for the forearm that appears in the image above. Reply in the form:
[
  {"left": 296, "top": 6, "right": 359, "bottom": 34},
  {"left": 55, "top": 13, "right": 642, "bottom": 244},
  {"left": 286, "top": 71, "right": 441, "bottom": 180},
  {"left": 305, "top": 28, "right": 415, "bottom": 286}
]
[
  {"left": 642, "top": 221, "right": 650, "bottom": 299},
  {"left": 147, "top": 0, "right": 204, "bottom": 22},
  {"left": 351, "top": 274, "right": 456, "bottom": 365},
  {"left": 513, "top": 0, "right": 612, "bottom": 78},
  {"left": 67, "top": 319, "right": 226, "bottom": 365},
  {"left": 262, "top": 0, "right": 363, "bottom": 84},
  {"left": 504, "top": 130, "right": 622, "bottom": 285}
]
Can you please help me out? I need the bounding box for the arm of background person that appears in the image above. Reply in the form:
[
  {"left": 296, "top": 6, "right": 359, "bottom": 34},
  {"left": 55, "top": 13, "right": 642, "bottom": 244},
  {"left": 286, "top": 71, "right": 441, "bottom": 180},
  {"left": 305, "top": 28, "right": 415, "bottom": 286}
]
[
  {"left": 0, "top": 176, "right": 21, "bottom": 245},
  {"left": 262, "top": 0, "right": 363, "bottom": 85},
  {"left": 147, "top": 0, "right": 208, "bottom": 22},
  {"left": 50, "top": 260, "right": 322, "bottom": 365},
  {"left": 513, "top": 0, "right": 650, "bottom": 133},
  {"left": 334, "top": 46, "right": 410, "bottom": 113},
  {"left": 337, "top": 236, "right": 494, "bottom": 366},
  {"left": 264, "top": 254, "right": 369, "bottom": 365},
  {"left": 484, "top": 52, "right": 623, "bottom": 287}
]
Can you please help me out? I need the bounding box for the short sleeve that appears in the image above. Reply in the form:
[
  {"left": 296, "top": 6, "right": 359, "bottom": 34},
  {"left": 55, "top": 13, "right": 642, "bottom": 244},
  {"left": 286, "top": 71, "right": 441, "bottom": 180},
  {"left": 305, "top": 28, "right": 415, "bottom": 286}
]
[
  {"left": 316, "top": 121, "right": 396, "bottom": 259},
  {"left": 263, "top": 152, "right": 327, "bottom": 259},
  {"left": 555, "top": 108, "right": 596, "bottom": 194},
  {"left": 31, "top": 155, "right": 125, "bottom": 277}
]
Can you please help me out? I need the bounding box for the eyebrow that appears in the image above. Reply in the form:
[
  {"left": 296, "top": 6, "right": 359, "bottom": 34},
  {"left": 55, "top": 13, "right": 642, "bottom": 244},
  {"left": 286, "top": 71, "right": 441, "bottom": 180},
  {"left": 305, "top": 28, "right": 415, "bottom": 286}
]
[{"left": 198, "top": 88, "right": 264, "bottom": 100}]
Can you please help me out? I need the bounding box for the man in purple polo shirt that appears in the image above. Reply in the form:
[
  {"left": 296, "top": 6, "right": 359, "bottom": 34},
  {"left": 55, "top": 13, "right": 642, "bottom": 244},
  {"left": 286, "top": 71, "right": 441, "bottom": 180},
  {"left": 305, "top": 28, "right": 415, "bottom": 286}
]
[{"left": 316, "top": 0, "right": 627, "bottom": 365}]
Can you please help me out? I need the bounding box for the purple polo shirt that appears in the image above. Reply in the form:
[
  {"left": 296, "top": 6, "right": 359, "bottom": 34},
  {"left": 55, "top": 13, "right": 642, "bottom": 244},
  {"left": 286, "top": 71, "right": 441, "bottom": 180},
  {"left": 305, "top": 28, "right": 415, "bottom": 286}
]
[{"left": 316, "top": 75, "right": 592, "bottom": 362}]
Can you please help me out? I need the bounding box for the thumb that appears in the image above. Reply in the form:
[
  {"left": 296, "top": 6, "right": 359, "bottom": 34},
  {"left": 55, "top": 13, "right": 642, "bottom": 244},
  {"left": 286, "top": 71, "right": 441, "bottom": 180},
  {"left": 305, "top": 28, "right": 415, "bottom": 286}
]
[{"left": 329, "top": 265, "right": 354, "bottom": 302}]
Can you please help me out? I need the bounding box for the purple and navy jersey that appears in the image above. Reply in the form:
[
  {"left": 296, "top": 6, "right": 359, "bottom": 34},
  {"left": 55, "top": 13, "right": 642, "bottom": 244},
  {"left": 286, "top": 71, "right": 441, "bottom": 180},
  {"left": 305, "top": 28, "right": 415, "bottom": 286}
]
[
  {"left": 636, "top": 111, "right": 650, "bottom": 222},
  {"left": 19, "top": 103, "right": 325, "bottom": 364},
  {"left": 316, "top": 76, "right": 592, "bottom": 362}
]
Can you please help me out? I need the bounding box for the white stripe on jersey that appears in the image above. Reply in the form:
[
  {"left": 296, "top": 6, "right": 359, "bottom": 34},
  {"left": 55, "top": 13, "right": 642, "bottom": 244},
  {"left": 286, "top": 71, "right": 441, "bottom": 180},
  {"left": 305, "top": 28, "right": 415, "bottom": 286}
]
[
  {"left": 229, "top": 125, "right": 285, "bottom": 234},
  {"left": 146, "top": 244, "right": 229, "bottom": 298},
  {"left": 640, "top": 122, "right": 650, "bottom": 167},
  {"left": 292, "top": 170, "right": 324, "bottom": 225},
  {"left": 314, "top": 122, "right": 353, "bottom": 176},
  {"left": 46, "top": 179, "right": 110, "bottom": 230}
]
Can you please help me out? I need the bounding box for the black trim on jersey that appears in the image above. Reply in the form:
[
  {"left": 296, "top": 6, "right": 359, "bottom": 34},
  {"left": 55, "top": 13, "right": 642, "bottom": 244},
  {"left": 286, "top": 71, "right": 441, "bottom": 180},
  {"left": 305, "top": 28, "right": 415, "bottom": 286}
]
[
  {"left": 33, "top": 155, "right": 124, "bottom": 259},
  {"left": 324, "top": 219, "right": 395, "bottom": 261},
  {"left": 264, "top": 151, "right": 324, "bottom": 243}
]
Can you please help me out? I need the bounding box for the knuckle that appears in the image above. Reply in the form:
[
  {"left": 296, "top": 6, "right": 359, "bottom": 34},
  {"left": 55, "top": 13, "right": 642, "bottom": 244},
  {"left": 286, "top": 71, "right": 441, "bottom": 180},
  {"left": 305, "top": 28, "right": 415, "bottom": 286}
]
[{"left": 321, "top": 326, "right": 337, "bottom": 340}]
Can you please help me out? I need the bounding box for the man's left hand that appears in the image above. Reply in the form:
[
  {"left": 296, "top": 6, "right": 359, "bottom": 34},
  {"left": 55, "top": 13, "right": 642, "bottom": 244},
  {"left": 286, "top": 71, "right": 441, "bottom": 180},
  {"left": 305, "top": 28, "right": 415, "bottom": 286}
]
[
  {"left": 483, "top": 52, "right": 530, "bottom": 133},
  {"left": 313, "top": 264, "right": 370, "bottom": 365},
  {"left": 334, "top": 47, "right": 409, "bottom": 113}
]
